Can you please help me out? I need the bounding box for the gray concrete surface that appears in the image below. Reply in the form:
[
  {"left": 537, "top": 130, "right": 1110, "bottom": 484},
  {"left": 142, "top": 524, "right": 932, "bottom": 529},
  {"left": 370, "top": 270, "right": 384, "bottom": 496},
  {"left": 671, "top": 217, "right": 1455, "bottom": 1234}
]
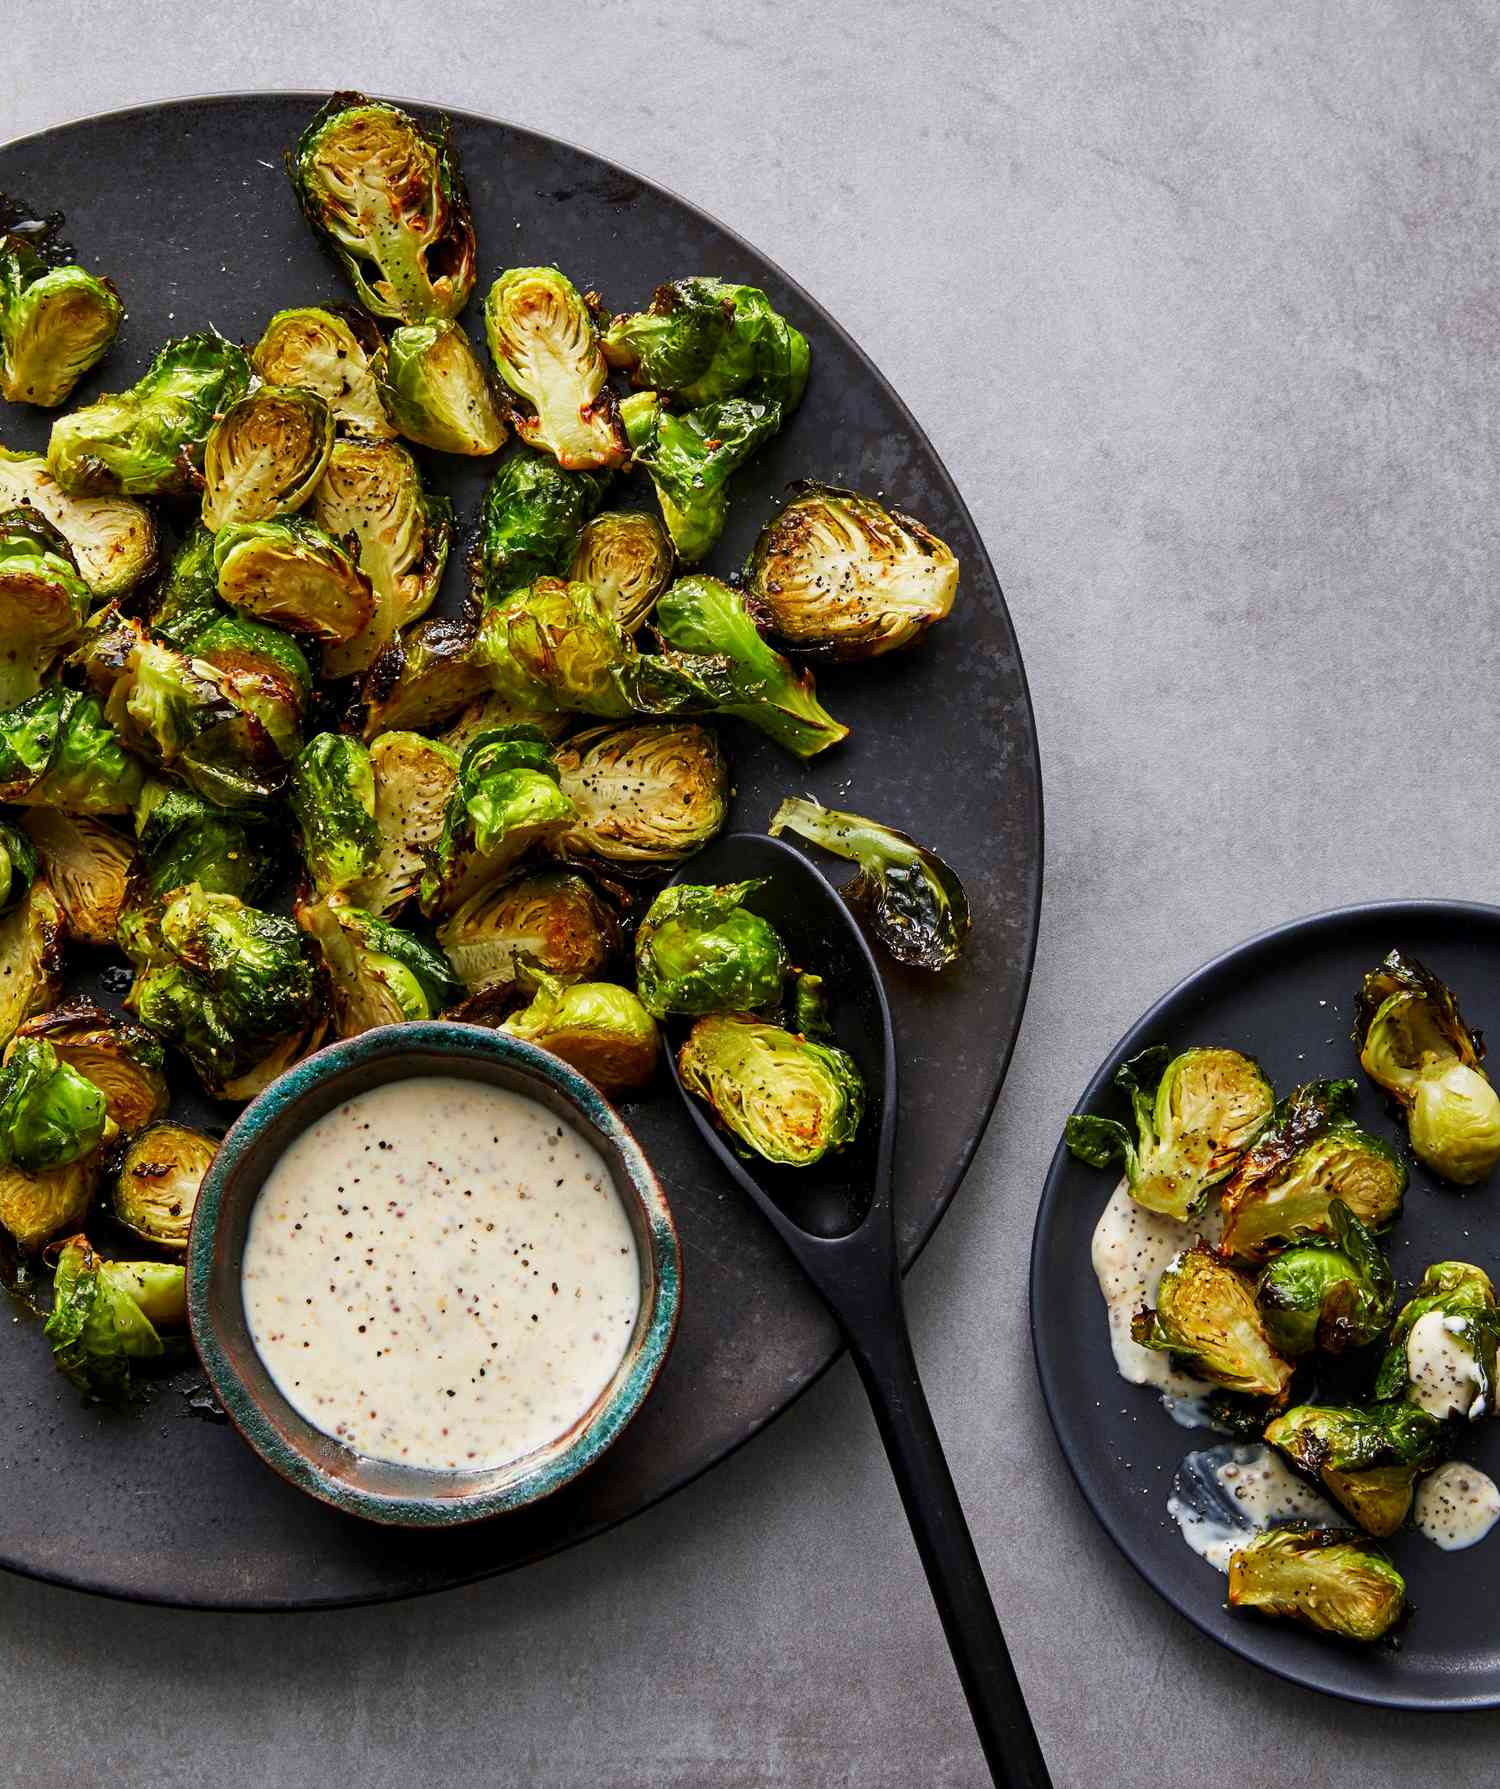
[{"left": 5, "top": 1, "right": 1500, "bottom": 1782}]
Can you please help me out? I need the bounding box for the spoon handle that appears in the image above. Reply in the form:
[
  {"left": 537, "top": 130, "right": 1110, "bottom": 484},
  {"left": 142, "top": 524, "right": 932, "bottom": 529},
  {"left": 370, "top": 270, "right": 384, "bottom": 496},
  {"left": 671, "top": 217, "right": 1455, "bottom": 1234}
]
[{"left": 843, "top": 1285, "right": 1052, "bottom": 1789}]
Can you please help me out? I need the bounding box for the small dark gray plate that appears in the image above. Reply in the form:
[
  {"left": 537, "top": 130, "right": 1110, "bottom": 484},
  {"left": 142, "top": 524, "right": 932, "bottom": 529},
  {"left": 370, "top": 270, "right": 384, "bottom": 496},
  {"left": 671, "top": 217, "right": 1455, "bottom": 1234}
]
[
  {"left": 0, "top": 95, "right": 1041, "bottom": 1609},
  {"left": 1031, "top": 901, "right": 1500, "bottom": 1710}
]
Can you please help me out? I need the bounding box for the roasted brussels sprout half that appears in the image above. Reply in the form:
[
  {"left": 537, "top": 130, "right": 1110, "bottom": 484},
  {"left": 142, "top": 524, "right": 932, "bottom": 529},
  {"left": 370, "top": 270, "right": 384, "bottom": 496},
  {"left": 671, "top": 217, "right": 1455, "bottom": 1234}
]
[
  {"left": 0, "top": 445, "right": 156, "bottom": 597},
  {"left": 567, "top": 510, "right": 674, "bottom": 633},
  {"left": 1219, "top": 1079, "right": 1406, "bottom": 1262},
  {"left": 476, "top": 576, "right": 637, "bottom": 719},
  {"left": 113, "top": 1122, "right": 216, "bottom": 1254},
  {"left": 10, "top": 1004, "right": 168, "bottom": 1133},
  {"left": 0, "top": 505, "right": 90, "bottom": 710},
  {"left": 124, "top": 883, "right": 327, "bottom": 1100},
  {"left": 0, "top": 819, "right": 37, "bottom": 918},
  {"left": 1131, "top": 1246, "right": 1293, "bottom": 1397},
  {"left": 1354, "top": 949, "right": 1500, "bottom": 1185},
  {"left": 0, "top": 883, "right": 64, "bottom": 1053},
  {"left": 620, "top": 391, "right": 776, "bottom": 563},
  {"left": 20, "top": 810, "right": 134, "bottom": 945},
  {"left": 289, "top": 92, "right": 476, "bottom": 322},
  {"left": 214, "top": 514, "right": 375, "bottom": 647},
  {"left": 0, "top": 686, "right": 143, "bottom": 815},
  {"left": 553, "top": 722, "right": 727, "bottom": 872},
  {"left": 359, "top": 616, "right": 489, "bottom": 738},
  {"left": 603, "top": 278, "right": 809, "bottom": 411},
  {"left": 0, "top": 1037, "right": 107, "bottom": 1173},
  {"left": 419, "top": 727, "right": 577, "bottom": 916},
  {"left": 500, "top": 975, "right": 659, "bottom": 1095},
  {"left": 1227, "top": 1525, "right": 1406, "bottom": 1642},
  {"left": 469, "top": 444, "right": 611, "bottom": 608},
  {"left": 768, "top": 797, "right": 970, "bottom": 970},
  {"left": 746, "top": 483, "right": 958, "bottom": 659},
  {"left": 200, "top": 384, "right": 333, "bottom": 530},
  {"left": 678, "top": 1013, "right": 864, "bottom": 1167},
  {"left": 47, "top": 331, "right": 251, "bottom": 498},
  {"left": 635, "top": 880, "right": 788, "bottom": 1020},
  {"left": 289, "top": 732, "right": 379, "bottom": 894},
  {"left": 1265, "top": 1402, "right": 1447, "bottom": 1537},
  {"left": 375, "top": 320, "right": 504, "bottom": 455},
  {"left": 297, "top": 893, "right": 461, "bottom": 1037},
  {"left": 1375, "top": 1261, "right": 1500, "bottom": 1421},
  {"left": 1255, "top": 1200, "right": 1395, "bottom": 1357},
  {"left": 134, "top": 779, "right": 280, "bottom": 904},
  {"left": 653, "top": 575, "right": 848, "bottom": 757},
  {"left": 438, "top": 868, "right": 618, "bottom": 998},
  {"left": 44, "top": 1234, "right": 185, "bottom": 1400},
  {"left": 344, "top": 729, "right": 459, "bottom": 917},
  {"left": 0, "top": 235, "right": 122, "bottom": 406},
  {"left": 250, "top": 305, "right": 392, "bottom": 438},
  {"left": 1063, "top": 1044, "right": 1275, "bottom": 1221},
  {"left": 483, "top": 267, "right": 625, "bottom": 471}
]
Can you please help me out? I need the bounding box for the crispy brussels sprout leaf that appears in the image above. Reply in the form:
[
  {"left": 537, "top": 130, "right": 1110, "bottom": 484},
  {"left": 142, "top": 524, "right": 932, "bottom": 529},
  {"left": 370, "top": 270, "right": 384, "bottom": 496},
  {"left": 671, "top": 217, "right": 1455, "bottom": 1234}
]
[
  {"left": 1375, "top": 1261, "right": 1500, "bottom": 1420},
  {"left": 251, "top": 306, "right": 393, "bottom": 439},
  {"left": 214, "top": 514, "right": 375, "bottom": 646},
  {"left": 0, "top": 235, "right": 122, "bottom": 406},
  {"left": 289, "top": 732, "right": 380, "bottom": 894},
  {"left": 113, "top": 1122, "right": 216, "bottom": 1254},
  {"left": 1131, "top": 1246, "right": 1293, "bottom": 1397},
  {"left": 568, "top": 510, "right": 674, "bottom": 633},
  {"left": 20, "top": 810, "right": 134, "bottom": 945},
  {"left": 603, "top": 278, "right": 809, "bottom": 411},
  {"left": 621, "top": 391, "right": 780, "bottom": 562},
  {"left": 635, "top": 879, "right": 788, "bottom": 1019},
  {"left": 1255, "top": 1200, "right": 1395, "bottom": 1357},
  {"left": 0, "top": 445, "right": 156, "bottom": 597},
  {"left": 375, "top": 320, "right": 504, "bottom": 455},
  {"left": 44, "top": 1235, "right": 184, "bottom": 1401},
  {"left": 0, "top": 505, "right": 90, "bottom": 710},
  {"left": 344, "top": 730, "right": 459, "bottom": 917},
  {"left": 360, "top": 617, "right": 488, "bottom": 738},
  {"left": 290, "top": 93, "right": 476, "bottom": 322},
  {"left": 0, "top": 883, "right": 65, "bottom": 1053},
  {"left": 0, "top": 686, "right": 143, "bottom": 815},
  {"left": 47, "top": 331, "right": 251, "bottom": 497},
  {"left": 438, "top": 868, "right": 617, "bottom": 998},
  {"left": 768, "top": 796, "right": 969, "bottom": 969},
  {"left": 554, "top": 721, "right": 727, "bottom": 873},
  {"left": 678, "top": 1013, "right": 864, "bottom": 1167},
  {"left": 201, "top": 384, "right": 333, "bottom": 530},
  {"left": 1264, "top": 1403, "right": 1447, "bottom": 1537},
  {"left": 499, "top": 974, "right": 659, "bottom": 1094},
  {"left": 469, "top": 445, "right": 611, "bottom": 608},
  {"left": 0, "top": 1037, "right": 106, "bottom": 1172},
  {"left": 133, "top": 779, "right": 280, "bottom": 903},
  {"left": 297, "top": 893, "right": 461, "bottom": 1037},
  {"left": 11, "top": 1003, "right": 168, "bottom": 1133},
  {"left": 1227, "top": 1525, "right": 1406, "bottom": 1642},
  {"left": 0, "top": 819, "right": 37, "bottom": 918},
  {"left": 483, "top": 267, "right": 625, "bottom": 470}
]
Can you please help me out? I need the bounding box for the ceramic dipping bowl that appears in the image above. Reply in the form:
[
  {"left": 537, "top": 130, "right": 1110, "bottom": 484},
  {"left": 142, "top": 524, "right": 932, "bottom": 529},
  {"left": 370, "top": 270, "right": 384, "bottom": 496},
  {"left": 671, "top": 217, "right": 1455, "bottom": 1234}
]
[{"left": 186, "top": 1022, "right": 682, "bottom": 1527}]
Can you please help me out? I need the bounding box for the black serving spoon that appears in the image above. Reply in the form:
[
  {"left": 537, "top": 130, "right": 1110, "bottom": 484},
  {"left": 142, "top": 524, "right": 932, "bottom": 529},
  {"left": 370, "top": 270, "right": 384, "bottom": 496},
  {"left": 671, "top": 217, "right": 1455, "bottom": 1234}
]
[{"left": 664, "top": 834, "right": 1051, "bottom": 1789}]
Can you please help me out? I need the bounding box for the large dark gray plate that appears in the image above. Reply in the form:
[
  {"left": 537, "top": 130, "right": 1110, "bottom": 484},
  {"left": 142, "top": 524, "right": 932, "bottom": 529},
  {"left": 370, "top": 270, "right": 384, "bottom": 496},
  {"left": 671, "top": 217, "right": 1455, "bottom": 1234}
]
[
  {"left": 0, "top": 94, "right": 1041, "bottom": 1609},
  {"left": 1032, "top": 902, "right": 1500, "bottom": 1710}
]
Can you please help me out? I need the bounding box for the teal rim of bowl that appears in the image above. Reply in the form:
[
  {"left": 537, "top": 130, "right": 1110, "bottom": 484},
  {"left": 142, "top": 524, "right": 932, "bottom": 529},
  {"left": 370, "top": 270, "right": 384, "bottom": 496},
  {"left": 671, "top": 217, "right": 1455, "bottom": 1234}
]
[{"left": 186, "top": 1022, "right": 683, "bottom": 1527}]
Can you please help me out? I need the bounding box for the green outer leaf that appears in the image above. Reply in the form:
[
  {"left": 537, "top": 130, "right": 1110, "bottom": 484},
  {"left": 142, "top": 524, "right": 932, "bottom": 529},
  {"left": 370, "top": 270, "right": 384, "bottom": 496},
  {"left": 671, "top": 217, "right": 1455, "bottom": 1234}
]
[{"left": 0, "top": 1038, "right": 107, "bottom": 1172}]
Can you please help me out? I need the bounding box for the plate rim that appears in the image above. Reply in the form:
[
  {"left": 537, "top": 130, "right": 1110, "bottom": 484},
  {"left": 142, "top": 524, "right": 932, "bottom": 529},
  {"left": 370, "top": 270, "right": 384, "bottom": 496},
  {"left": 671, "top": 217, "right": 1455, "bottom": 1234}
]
[
  {"left": 1029, "top": 896, "right": 1500, "bottom": 1712},
  {"left": 0, "top": 88, "right": 1045, "bottom": 1612}
]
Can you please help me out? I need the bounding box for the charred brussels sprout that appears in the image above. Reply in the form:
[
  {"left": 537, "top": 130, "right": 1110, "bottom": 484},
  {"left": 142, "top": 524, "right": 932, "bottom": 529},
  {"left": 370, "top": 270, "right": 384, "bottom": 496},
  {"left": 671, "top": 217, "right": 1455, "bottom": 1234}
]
[
  {"left": 635, "top": 880, "right": 788, "bottom": 1019},
  {"left": 0, "top": 1037, "right": 107, "bottom": 1173},
  {"left": 419, "top": 727, "right": 577, "bottom": 916},
  {"left": 289, "top": 93, "right": 476, "bottom": 323},
  {"left": 1219, "top": 1080, "right": 1406, "bottom": 1262},
  {"left": 20, "top": 810, "right": 134, "bottom": 944},
  {"left": 10, "top": 1004, "right": 168, "bottom": 1133},
  {"left": 768, "top": 797, "right": 969, "bottom": 970},
  {"left": 678, "top": 1013, "right": 863, "bottom": 1166},
  {"left": 476, "top": 577, "right": 636, "bottom": 718},
  {"left": 375, "top": 321, "right": 504, "bottom": 455},
  {"left": 344, "top": 730, "right": 459, "bottom": 917},
  {"left": 44, "top": 1235, "right": 185, "bottom": 1400},
  {"left": 250, "top": 306, "right": 392, "bottom": 439},
  {"left": 470, "top": 445, "right": 611, "bottom": 608},
  {"left": 500, "top": 976, "right": 659, "bottom": 1095},
  {"left": 653, "top": 575, "right": 848, "bottom": 757},
  {"left": 0, "top": 884, "right": 65, "bottom": 1053},
  {"left": 200, "top": 384, "right": 333, "bottom": 530},
  {"left": 1227, "top": 1525, "right": 1406, "bottom": 1642},
  {"left": 0, "top": 820, "right": 37, "bottom": 917},
  {"left": 134, "top": 780, "right": 280, "bottom": 903},
  {"left": 0, "top": 686, "right": 143, "bottom": 815},
  {"left": 1255, "top": 1200, "right": 1395, "bottom": 1357},
  {"left": 1375, "top": 1262, "right": 1500, "bottom": 1421},
  {"left": 360, "top": 617, "right": 487, "bottom": 738},
  {"left": 289, "top": 732, "right": 379, "bottom": 894},
  {"left": 0, "top": 506, "right": 90, "bottom": 710},
  {"left": 483, "top": 268, "right": 625, "bottom": 471},
  {"left": 438, "top": 868, "right": 618, "bottom": 998},
  {"left": 124, "top": 884, "right": 327, "bottom": 1099},
  {"left": 1265, "top": 1402, "right": 1447, "bottom": 1536},
  {"left": 568, "top": 510, "right": 674, "bottom": 633},
  {"left": 1131, "top": 1246, "right": 1293, "bottom": 1397},
  {"left": 296, "top": 893, "right": 461, "bottom": 1037},
  {"left": 0, "top": 445, "right": 156, "bottom": 598},
  {"left": 1354, "top": 949, "right": 1500, "bottom": 1185},
  {"left": 746, "top": 484, "right": 958, "bottom": 658},
  {"left": 554, "top": 722, "right": 727, "bottom": 872},
  {"left": 0, "top": 235, "right": 122, "bottom": 406},
  {"left": 113, "top": 1122, "right": 216, "bottom": 1253},
  {"left": 214, "top": 514, "right": 375, "bottom": 647},
  {"left": 47, "top": 331, "right": 251, "bottom": 498},
  {"left": 603, "top": 278, "right": 809, "bottom": 411},
  {"left": 621, "top": 391, "right": 779, "bottom": 562},
  {"left": 1063, "top": 1044, "right": 1274, "bottom": 1221}
]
